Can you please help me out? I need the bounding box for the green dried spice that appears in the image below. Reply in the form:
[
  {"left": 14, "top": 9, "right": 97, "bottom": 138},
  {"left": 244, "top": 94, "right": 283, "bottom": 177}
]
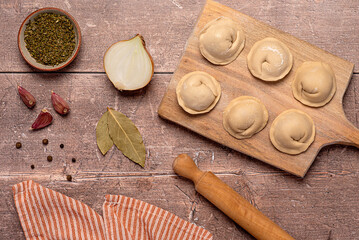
[
  {"left": 96, "top": 108, "right": 146, "bottom": 167},
  {"left": 24, "top": 12, "right": 76, "bottom": 66},
  {"left": 96, "top": 111, "right": 113, "bottom": 155},
  {"left": 107, "top": 108, "right": 146, "bottom": 167}
]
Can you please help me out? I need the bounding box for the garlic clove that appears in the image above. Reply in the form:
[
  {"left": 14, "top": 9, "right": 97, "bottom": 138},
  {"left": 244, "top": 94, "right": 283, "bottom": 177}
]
[
  {"left": 104, "top": 34, "right": 154, "bottom": 91},
  {"left": 18, "top": 86, "right": 36, "bottom": 108},
  {"left": 31, "top": 108, "right": 53, "bottom": 130},
  {"left": 51, "top": 91, "right": 70, "bottom": 115}
]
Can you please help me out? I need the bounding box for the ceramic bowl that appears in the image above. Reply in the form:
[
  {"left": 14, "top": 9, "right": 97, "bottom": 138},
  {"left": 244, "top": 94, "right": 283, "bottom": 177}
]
[{"left": 18, "top": 7, "right": 81, "bottom": 71}]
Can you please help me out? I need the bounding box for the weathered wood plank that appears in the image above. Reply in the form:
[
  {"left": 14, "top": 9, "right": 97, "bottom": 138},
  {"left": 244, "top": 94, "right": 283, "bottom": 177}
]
[
  {"left": 1, "top": 170, "right": 359, "bottom": 239},
  {"left": 1, "top": 0, "right": 358, "bottom": 239},
  {"left": 0, "top": 73, "right": 358, "bottom": 239},
  {"left": 0, "top": 0, "right": 358, "bottom": 73},
  {"left": 0, "top": 74, "right": 357, "bottom": 175}
]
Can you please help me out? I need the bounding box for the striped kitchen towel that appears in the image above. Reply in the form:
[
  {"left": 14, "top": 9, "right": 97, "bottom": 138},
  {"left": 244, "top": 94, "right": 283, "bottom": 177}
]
[{"left": 13, "top": 180, "right": 213, "bottom": 240}]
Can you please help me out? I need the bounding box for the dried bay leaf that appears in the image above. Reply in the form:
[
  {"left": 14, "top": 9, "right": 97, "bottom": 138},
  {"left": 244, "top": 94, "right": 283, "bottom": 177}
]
[
  {"left": 96, "top": 111, "right": 113, "bottom": 155},
  {"left": 107, "top": 108, "right": 146, "bottom": 167}
]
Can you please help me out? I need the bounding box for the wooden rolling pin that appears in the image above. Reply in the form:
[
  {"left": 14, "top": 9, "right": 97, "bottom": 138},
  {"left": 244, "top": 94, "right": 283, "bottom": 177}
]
[{"left": 173, "top": 154, "right": 295, "bottom": 240}]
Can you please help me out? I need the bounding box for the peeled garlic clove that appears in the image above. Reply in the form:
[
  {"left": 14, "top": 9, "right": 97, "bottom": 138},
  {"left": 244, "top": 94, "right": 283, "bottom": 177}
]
[
  {"left": 31, "top": 109, "right": 53, "bottom": 130},
  {"left": 104, "top": 34, "right": 154, "bottom": 91},
  {"left": 51, "top": 91, "right": 70, "bottom": 115},
  {"left": 18, "top": 86, "right": 36, "bottom": 108}
]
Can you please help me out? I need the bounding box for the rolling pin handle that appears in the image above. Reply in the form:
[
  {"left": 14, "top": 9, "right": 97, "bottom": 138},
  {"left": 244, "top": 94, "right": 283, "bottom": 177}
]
[
  {"left": 173, "top": 154, "right": 205, "bottom": 185},
  {"left": 173, "top": 154, "right": 295, "bottom": 240}
]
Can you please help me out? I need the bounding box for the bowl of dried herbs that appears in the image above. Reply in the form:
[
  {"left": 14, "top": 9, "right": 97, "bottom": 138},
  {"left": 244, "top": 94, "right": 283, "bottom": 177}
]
[{"left": 18, "top": 8, "right": 81, "bottom": 71}]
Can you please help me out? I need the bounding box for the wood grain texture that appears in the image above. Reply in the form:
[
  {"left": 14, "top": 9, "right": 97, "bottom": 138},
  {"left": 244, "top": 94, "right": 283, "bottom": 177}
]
[
  {"left": 0, "top": 73, "right": 358, "bottom": 239},
  {"left": 158, "top": 0, "right": 358, "bottom": 177},
  {"left": 1, "top": 160, "right": 359, "bottom": 240},
  {"left": 0, "top": 0, "right": 358, "bottom": 72},
  {"left": 0, "top": 0, "right": 358, "bottom": 239},
  {"left": 173, "top": 154, "right": 294, "bottom": 240}
]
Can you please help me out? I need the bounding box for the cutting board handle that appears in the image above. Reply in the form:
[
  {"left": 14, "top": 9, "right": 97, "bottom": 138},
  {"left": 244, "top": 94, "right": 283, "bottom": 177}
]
[{"left": 337, "top": 116, "right": 359, "bottom": 148}]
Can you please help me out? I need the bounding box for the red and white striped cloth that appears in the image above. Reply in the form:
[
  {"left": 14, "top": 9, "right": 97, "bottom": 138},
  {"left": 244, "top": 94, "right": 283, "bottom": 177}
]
[{"left": 13, "top": 180, "right": 213, "bottom": 240}]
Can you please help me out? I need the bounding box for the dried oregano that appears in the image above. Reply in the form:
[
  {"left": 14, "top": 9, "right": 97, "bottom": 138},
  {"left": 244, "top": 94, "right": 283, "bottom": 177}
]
[{"left": 24, "top": 12, "right": 76, "bottom": 66}]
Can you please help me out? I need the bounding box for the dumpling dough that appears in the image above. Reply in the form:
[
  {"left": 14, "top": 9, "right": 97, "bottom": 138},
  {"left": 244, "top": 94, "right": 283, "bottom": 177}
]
[
  {"left": 176, "top": 71, "right": 221, "bottom": 114},
  {"left": 270, "top": 109, "right": 315, "bottom": 155},
  {"left": 247, "top": 37, "right": 293, "bottom": 81},
  {"left": 199, "top": 16, "right": 245, "bottom": 65},
  {"left": 292, "top": 61, "right": 336, "bottom": 107},
  {"left": 223, "top": 96, "right": 268, "bottom": 139}
]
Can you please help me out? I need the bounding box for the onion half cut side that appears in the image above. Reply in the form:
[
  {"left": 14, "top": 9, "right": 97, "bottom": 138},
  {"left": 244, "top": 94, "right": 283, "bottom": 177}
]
[{"left": 104, "top": 34, "right": 154, "bottom": 91}]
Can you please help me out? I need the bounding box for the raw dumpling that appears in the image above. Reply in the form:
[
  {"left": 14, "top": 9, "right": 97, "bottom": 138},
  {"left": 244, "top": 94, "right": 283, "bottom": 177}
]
[
  {"left": 270, "top": 109, "right": 315, "bottom": 155},
  {"left": 247, "top": 37, "right": 293, "bottom": 81},
  {"left": 199, "top": 17, "right": 245, "bottom": 65},
  {"left": 292, "top": 61, "right": 336, "bottom": 107},
  {"left": 223, "top": 96, "right": 268, "bottom": 139},
  {"left": 176, "top": 71, "right": 221, "bottom": 114}
]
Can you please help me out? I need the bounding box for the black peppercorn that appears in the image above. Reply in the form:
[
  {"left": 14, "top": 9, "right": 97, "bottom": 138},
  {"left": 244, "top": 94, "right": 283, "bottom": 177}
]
[
  {"left": 60, "top": 144, "right": 64, "bottom": 149},
  {"left": 16, "top": 142, "right": 22, "bottom": 149},
  {"left": 42, "top": 139, "right": 49, "bottom": 145},
  {"left": 30, "top": 165, "right": 35, "bottom": 169},
  {"left": 72, "top": 158, "right": 76, "bottom": 163},
  {"left": 47, "top": 156, "right": 53, "bottom": 162},
  {"left": 66, "top": 175, "right": 72, "bottom": 181}
]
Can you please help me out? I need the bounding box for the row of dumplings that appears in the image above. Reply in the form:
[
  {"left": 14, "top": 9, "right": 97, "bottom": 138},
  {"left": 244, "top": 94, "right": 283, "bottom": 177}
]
[
  {"left": 176, "top": 16, "right": 335, "bottom": 155},
  {"left": 199, "top": 16, "right": 337, "bottom": 107}
]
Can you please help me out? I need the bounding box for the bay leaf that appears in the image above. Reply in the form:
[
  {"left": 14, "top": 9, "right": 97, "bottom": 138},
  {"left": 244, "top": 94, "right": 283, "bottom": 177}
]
[
  {"left": 107, "top": 108, "right": 146, "bottom": 167},
  {"left": 96, "top": 111, "right": 114, "bottom": 155}
]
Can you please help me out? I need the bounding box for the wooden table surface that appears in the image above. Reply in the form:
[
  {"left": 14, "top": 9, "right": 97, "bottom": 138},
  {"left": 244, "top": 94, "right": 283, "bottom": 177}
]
[{"left": 0, "top": 0, "right": 358, "bottom": 239}]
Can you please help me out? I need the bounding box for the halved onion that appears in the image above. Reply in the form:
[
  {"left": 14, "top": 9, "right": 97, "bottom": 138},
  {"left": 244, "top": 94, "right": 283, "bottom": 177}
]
[{"left": 104, "top": 34, "right": 154, "bottom": 91}]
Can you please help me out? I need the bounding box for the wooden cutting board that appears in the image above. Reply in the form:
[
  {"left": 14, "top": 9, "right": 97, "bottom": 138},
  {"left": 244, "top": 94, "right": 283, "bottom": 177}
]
[{"left": 158, "top": 0, "right": 358, "bottom": 177}]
